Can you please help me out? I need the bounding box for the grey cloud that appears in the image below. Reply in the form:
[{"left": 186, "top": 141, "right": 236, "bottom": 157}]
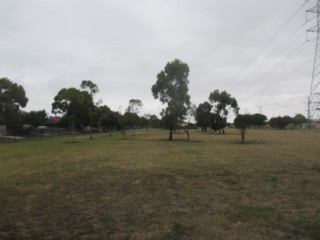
[{"left": 0, "top": 0, "right": 314, "bottom": 118}]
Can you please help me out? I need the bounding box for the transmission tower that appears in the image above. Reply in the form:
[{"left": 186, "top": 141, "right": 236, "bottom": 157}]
[{"left": 307, "top": 0, "right": 320, "bottom": 120}]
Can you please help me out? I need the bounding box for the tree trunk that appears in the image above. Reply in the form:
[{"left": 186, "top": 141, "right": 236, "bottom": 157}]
[
  {"left": 90, "top": 117, "right": 93, "bottom": 140},
  {"left": 169, "top": 115, "right": 173, "bottom": 140},
  {"left": 169, "top": 128, "right": 173, "bottom": 140},
  {"left": 184, "top": 129, "right": 190, "bottom": 141},
  {"left": 122, "top": 128, "right": 126, "bottom": 140},
  {"left": 240, "top": 129, "right": 246, "bottom": 143},
  {"left": 71, "top": 121, "right": 76, "bottom": 143}
]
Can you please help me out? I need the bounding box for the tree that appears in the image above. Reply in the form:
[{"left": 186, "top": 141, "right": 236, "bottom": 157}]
[
  {"left": 195, "top": 101, "right": 212, "bottom": 132},
  {"left": 250, "top": 113, "right": 267, "bottom": 128},
  {"left": 234, "top": 114, "right": 251, "bottom": 143},
  {"left": 293, "top": 114, "right": 307, "bottom": 125},
  {"left": 80, "top": 80, "right": 99, "bottom": 96},
  {"left": 116, "top": 106, "right": 129, "bottom": 140},
  {"left": 149, "top": 114, "right": 161, "bottom": 128},
  {"left": 151, "top": 59, "right": 191, "bottom": 140},
  {"left": 210, "top": 112, "right": 227, "bottom": 133},
  {"left": 5, "top": 109, "right": 22, "bottom": 141},
  {"left": 209, "top": 90, "right": 239, "bottom": 134},
  {"left": 52, "top": 87, "right": 87, "bottom": 142},
  {"left": 0, "top": 78, "right": 28, "bottom": 126},
  {"left": 143, "top": 114, "right": 160, "bottom": 130},
  {"left": 126, "top": 99, "right": 143, "bottom": 135},
  {"left": 269, "top": 116, "right": 292, "bottom": 130},
  {"left": 142, "top": 114, "right": 151, "bottom": 131},
  {"left": 269, "top": 117, "right": 278, "bottom": 129},
  {"left": 80, "top": 80, "right": 99, "bottom": 140},
  {"left": 184, "top": 103, "right": 196, "bottom": 141},
  {"left": 123, "top": 111, "right": 140, "bottom": 129},
  {"left": 100, "top": 110, "right": 120, "bottom": 135},
  {"left": 98, "top": 105, "right": 115, "bottom": 135},
  {"left": 20, "top": 110, "right": 48, "bottom": 127},
  {"left": 126, "top": 99, "right": 143, "bottom": 115}
]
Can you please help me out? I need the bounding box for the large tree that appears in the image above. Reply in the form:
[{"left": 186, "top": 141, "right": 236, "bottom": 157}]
[
  {"left": 195, "top": 101, "right": 212, "bottom": 132},
  {"left": 151, "top": 59, "right": 191, "bottom": 140},
  {"left": 80, "top": 80, "right": 99, "bottom": 140},
  {"left": 0, "top": 78, "right": 28, "bottom": 125},
  {"left": 99, "top": 106, "right": 120, "bottom": 135},
  {"left": 125, "top": 99, "right": 143, "bottom": 136},
  {"left": 51, "top": 87, "right": 88, "bottom": 137},
  {"left": 209, "top": 90, "right": 239, "bottom": 134}
]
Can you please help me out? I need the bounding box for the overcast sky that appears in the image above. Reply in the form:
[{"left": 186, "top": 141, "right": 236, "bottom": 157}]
[{"left": 0, "top": 0, "right": 317, "bottom": 119}]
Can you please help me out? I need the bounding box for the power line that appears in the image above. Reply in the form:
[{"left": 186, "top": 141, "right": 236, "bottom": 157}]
[
  {"left": 227, "top": 1, "right": 311, "bottom": 87},
  {"left": 232, "top": 29, "right": 309, "bottom": 95},
  {"left": 235, "top": 38, "right": 314, "bottom": 98},
  {"left": 240, "top": 57, "right": 314, "bottom": 104}
]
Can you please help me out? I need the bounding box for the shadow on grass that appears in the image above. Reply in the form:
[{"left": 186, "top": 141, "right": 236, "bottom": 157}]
[
  {"left": 290, "top": 218, "right": 320, "bottom": 239},
  {"left": 160, "top": 223, "right": 194, "bottom": 240},
  {"left": 151, "top": 138, "right": 205, "bottom": 144},
  {"left": 228, "top": 139, "right": 271, "bottom": 145},
  {"left": 0, "top": 136, "right": 52, "bottom": 144},
  {"left": 231, "top": 205, "right": 274, "bottom": 222},
  {"left": 202, "top": 131, "right": 239, "bottom": 136}
]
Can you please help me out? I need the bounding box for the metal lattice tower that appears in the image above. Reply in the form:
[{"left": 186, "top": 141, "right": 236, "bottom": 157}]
[{"left": 307, "top": 0, "right": 320, "bottom": 120}]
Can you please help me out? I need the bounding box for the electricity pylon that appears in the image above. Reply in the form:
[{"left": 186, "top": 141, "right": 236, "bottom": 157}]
[{"left": 307, "top": 0, "right": 320, "bottom": 120}]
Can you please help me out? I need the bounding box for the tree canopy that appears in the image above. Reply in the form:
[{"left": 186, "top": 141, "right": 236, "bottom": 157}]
[
  {"left": 51, "top": 87, "right": 90, "bottom": 131},
  {"left": 126, "top": 99, "right": 143, "bottom": 115},
  {"left": 80, "top": 80, "right": 100, "bottom": 140},
  {"left": 234, "top": 114, "right": 252, "bottom": 143},
  {"left": 151, "top": 59, "right": 191, "bottom": 140},
  {"left": 208, "top": 90, "right": 239, "bottom": 134},
  {"left": 20, "top": 110, "right": 48, "bottom": 127},
  {"left": 195, "top": 101, "right": 212, "bottom": 132},
  {"left": 99, "top": 105, "right": 121, "bottom": 134},
  {"left": 0, "top": 78, "right": 28, "bottom": 126},
  {"left": 209, "top": 90, "right": 238, "bottom": 116},
  {"left": 250, "top": 113, "right": 267, "bottom": 128},
  {"left": 0, "top": 78, "right": 28, "bottom": 109},
  {"left": 80, "top": 80, "right": 99, "bottom": 96},
  {"left": 269, "top": 114, "right": 306, "bottom": 130}
]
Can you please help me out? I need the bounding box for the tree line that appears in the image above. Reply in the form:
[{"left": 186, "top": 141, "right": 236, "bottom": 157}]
[
  {"left": 0, "top": 59, "right": 308, "bottom": 142},
  {"left": 0, "top": 78, "right": 161, "bottom": 139}
]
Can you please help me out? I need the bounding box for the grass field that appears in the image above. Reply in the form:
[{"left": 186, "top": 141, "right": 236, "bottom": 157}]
[{"left": 1, "top": 129, "right": 320, "bottom": 239}]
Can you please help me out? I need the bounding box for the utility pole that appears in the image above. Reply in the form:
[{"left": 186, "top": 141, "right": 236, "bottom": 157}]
[{"left": 307, "top": 0, "right": 320, "bottom": 120}]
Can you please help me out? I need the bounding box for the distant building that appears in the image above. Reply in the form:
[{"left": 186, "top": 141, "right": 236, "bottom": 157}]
[
  {"left": 44, "top": 116, "right": 61, "bottom": 127},
  {"left": 302, "top": 121, "right": 320, "bottom": 129}
]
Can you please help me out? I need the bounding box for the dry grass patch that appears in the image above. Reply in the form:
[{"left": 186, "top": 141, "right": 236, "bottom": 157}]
[{"left": 0, "top": 129, "right": 320, "bottom": 239}]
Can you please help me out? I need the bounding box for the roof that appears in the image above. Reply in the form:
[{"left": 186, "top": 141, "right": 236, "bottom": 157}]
[{"left": 44, "top": 116, "right": 61, "bottom": 125}]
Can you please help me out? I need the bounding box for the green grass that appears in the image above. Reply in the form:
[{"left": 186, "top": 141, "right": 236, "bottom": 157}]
[{"left": 1, "top": 129, "right": 320, "bottom": 239}]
